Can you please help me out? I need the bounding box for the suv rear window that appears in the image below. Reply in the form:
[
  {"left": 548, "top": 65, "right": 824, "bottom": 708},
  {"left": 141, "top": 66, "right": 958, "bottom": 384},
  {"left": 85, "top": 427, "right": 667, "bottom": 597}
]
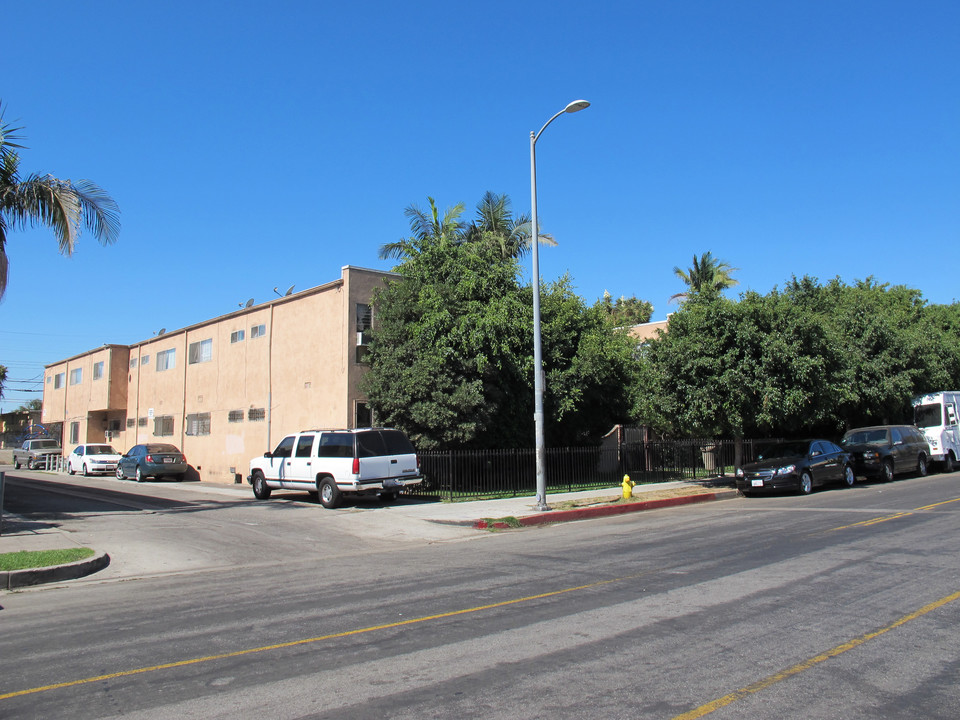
[
  {"left": 318, "top": 433, "right": 354, "bottom": 458},
  {"left": 381, "top": 430, "right": 415, "bottom": 455},
  {"left": 356, "top": 431, "right": 388, "bottom": 458}
]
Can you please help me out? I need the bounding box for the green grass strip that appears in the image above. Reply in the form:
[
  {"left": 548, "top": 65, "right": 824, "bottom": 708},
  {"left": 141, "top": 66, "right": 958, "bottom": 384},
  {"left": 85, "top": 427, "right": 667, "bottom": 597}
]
[{"left": 0, "top": 548, "right": 96, "bottom": 571}]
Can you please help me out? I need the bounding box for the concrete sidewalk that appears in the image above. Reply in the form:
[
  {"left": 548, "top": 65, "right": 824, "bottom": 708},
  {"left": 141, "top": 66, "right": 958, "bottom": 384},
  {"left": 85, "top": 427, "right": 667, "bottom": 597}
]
[{"left": 0, "top": 472, "right": 738, "bottom": 588}]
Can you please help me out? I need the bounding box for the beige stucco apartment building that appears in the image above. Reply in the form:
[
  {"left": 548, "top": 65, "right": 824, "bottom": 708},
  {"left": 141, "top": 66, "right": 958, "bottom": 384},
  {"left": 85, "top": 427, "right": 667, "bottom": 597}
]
[{"left": 42, "top": 266, "right": 389, "bottom": 485}]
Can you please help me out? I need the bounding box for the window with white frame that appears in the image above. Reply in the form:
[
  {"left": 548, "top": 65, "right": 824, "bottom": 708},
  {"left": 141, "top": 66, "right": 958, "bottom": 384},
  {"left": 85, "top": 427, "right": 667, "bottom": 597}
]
[
  {"left": 141, "top": 354, "right": 150, "bottom": 366},
  {"left": 93, "top": 361, "right": 105, "bottom": 381},
  {"left": 130, "top": 358, "right": 138, "bottom": 369},
  {"left": 230, "top": 329, "right": 245, "bottom": 344},
  {"left": 69, "top": 368, "right": 82, "bottom": 385},
  {"left": 185, "top": 413, "right": 211, "bottom": 436},
  {"left": 156, "top": 348, "right": 176, "bottom": 371},
  {"left": 70, "top": 422, "right": 80, "bottom": 444},
  {"left": 188, "top": 338, "right": 213, "bottom": 365},
  {"left": 251, "top": 324, "right": 266, "bottom": 339},
  {"left": 54, "top": 373, "right": 64, "bottom": 389}
]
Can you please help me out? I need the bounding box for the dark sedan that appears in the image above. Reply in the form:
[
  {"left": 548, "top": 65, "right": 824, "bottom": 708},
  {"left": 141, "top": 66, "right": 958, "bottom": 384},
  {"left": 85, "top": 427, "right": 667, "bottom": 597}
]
[
  {"left": 116, "top": 443, "right": 188, "bottom": 482},
  {"left": 736, "top": 439, "right": 855, "bottom": 496}
]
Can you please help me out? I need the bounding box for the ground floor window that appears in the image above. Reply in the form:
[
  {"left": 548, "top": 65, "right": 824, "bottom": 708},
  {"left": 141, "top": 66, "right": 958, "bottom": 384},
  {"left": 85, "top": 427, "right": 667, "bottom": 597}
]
[
  {"left": 70, "top": 422, "right": 80, "bottom": 444},
  {"left": 153, "top": 415, "right": 174, "bottom": 437},
  {"left": 185, "top": 413, "right": 211, "bottom": 436},
  {"left": 355, "top": 402, "right": 372, "bottom": 428}
]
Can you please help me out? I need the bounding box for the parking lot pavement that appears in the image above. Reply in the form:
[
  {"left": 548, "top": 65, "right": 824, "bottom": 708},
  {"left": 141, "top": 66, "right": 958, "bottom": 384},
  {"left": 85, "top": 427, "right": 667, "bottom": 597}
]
[{"left": 0, "top": 468, "right": 737, "bottom": 587}]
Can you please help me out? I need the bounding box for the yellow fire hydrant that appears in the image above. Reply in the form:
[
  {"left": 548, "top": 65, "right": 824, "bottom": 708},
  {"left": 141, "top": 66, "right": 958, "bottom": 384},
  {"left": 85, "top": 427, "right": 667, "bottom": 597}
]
[{"left": 622, "top": 474, "right": 635, "bottom": 500}]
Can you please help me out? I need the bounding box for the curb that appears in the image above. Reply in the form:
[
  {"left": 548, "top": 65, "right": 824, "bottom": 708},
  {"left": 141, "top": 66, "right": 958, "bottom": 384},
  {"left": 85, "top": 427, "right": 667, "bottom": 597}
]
[
  {"left": 1, "top": 552, "right": 111, "bottom": 590},
  {"left": 472, "top": 489, "right": 740, "bottom": 529}
]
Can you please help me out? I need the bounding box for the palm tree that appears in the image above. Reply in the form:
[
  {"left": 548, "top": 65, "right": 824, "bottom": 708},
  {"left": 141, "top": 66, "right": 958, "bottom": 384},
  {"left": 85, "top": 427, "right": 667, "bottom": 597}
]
[
  {"left": 461, "top": 191, "right": 555, "bottom": 260},
  {"left": 0, "top": 102, "right": 120, "bottom": 300},
  {"left": 669, "top": 251, "right": 739, "bottom": 304},
  {"left": 378, "top": 196, "right": 465, "bottom": 261}
]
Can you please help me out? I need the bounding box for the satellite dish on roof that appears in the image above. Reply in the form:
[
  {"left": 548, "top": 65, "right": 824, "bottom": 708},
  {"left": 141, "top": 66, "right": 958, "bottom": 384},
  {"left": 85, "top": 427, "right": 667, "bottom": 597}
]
[
  {"left": 157, "top": 328, "right": 166, "bottom": 336},
  {"left": 284, "top": 284, "right": 295, "bottom": 296},
  {"left": 245, "top": 298, "right": 254, "bottom": 308}
]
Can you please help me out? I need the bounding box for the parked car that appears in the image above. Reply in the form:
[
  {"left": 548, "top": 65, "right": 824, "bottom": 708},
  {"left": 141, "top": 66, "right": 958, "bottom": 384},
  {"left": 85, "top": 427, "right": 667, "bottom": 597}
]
[
  {"left": 736, "top": 439, "right": 855, "bottom": 496},
  {"left": 840, "top": 425, "right": 930, "bottom": 481},
  {"left": 248, "top": 427, "right": 423, "bottom": 508},
  {"left": 12, "top": 438, "right": 63, "bottom": 470},
  {"left": 67, "top": 444, "right": 122, "bottom": 476},
  {"left": 116, "top": 443, "right": 188, "bottom": 482}
]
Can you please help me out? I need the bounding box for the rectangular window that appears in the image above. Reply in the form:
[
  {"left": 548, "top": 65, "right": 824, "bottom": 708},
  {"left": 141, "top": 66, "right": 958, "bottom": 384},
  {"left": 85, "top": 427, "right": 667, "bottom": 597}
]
[
  {"left": 70, "top": 422, "right": 80, "bottom": 444},
  {"left": 54, "top": 373, "right": 65, "bottom": 389},
  {"left": 93, "top": 361, "right": 105, "bottom": 381},
  {"left": 138, "top": 416, "right": 148, "bottom": 427},
  {"left": 153, "top": 415, "right": 174, "bottom": 437},
  {"left": 46, "top": 375, "right": 52, "bottom": 384},
  {"left": 141, "top": 354, "right": 150, "bottom": 366},
  {"left": 130, "top": 358, "right": 138, "bottom": 369},
  {"left": 69, "top": 368, "right": 82, "bottom": 385},
  {"left": 126, "top": 418, "right": 136, "bottom": 428},
  {"left": 188, "top": 338, "right": 213, "bottom": 365},
  {"left": 248, "top": 408, "right": 266, "bottom": 422},
  {"left": 356, "top": 303, "right": 372, "bottom": 364},
  {"left": 156, "top": 348, "right": 176, "bottom": 371},
  {"left": 230, "top": 329, "right": 245, "bottom": 344},
  {"left": 355, "top": 402, "right": 372, "bottom": 428},
  {"left": 228, "top": 410, "right": 244, "bottom": 423},
  {"left": 185, "top": 413, "right": 211, "bottom": 436},
  {"left": 251, "top": 324, "right": 266, "bottom": 339}
]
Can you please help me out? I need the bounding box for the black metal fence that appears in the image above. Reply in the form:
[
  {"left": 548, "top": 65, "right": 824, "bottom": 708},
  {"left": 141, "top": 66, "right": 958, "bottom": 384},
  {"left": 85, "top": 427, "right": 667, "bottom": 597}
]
[{"left": 415, "top": 437, "right": 784, "bottom": 501}]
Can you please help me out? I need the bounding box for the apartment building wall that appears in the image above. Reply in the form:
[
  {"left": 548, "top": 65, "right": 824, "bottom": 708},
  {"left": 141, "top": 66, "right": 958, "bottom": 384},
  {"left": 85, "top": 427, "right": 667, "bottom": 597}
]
[
  {"left": 42, "top": 345, "right": 130, "bottom": 447},
  {"left": 42, "top": 266, "right": 391, "bottom": 484}
]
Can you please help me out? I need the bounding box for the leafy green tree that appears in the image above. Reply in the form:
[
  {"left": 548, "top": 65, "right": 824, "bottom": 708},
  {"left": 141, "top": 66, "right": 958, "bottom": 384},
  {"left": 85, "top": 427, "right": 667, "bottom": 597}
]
[
  {"left": 0, "top": 102, "right": 120, "bottom": 300},
  {"left": 460, "top": 191, "right": 554, "bottom": 260},
  {"left": 597, "top": 291, "right": 654, "bottom": 326},
  {"left": 363, "top": 234, "right": 530, "bottom": 449},
  {"left": 537, "top": 277, "right": 641, "bottom": 445},
  {"left": 669, "top": 251, "right": 739, "bottom": 304}
]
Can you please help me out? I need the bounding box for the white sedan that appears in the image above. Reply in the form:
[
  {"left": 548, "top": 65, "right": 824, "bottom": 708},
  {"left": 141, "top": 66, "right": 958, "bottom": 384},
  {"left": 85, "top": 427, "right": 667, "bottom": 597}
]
[{"left": 67, "top": 444, "right": 123, "bottom": 476}]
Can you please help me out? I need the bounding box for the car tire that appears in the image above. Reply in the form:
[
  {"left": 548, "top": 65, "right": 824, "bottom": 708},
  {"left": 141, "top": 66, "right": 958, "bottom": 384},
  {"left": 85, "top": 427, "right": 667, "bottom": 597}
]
[
  {"left": 82, "top": 463, "right": 90, "bottom": 477},
  {"left": 842, "top": 465, "right": 856, "bottom": 487},
  {"left": 917, "top": 454, "right": 928, "bottom": 477},
  {"left": 27, "top": 459, "right": 35, "bottom": 471},
  {"left": 13, "top": 459, "right": 21, "bottom": 469},
  {"left": 116, "top": 465, "right": 125, "bottom": 480},
  {"left": 379, "top": 490, "right": 399, "bottom": 503},
  {"left": 944, "top": 454, "right": 956, "bottom": 473},
  {"left": 881, "top": 459, "right": 895, "bottom": 482},
  {"left": 67, "top": 462, "right": 75, "bottom": 475},
  {"left": 136, "top": 466, "right": 145, "bottom": 483},
  {"left": 252, "top": 471, "right": 271, "bottom": 500},
  {"left": 318, "top": 477, "right": 342, "bottom": 509},
  {"left": 798, "top": 471, "right": 813, "bottom": 495}
]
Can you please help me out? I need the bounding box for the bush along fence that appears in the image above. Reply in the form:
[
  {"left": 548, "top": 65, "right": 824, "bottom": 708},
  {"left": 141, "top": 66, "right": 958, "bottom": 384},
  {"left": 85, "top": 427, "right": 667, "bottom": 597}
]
[{"left": 414, "top": 436, "right": 784, "bottom": 501}]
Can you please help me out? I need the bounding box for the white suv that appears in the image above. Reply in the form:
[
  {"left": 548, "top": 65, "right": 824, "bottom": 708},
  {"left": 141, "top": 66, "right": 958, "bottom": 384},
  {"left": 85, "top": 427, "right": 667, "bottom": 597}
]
[{"left": 247, "top": 428, "right": 423, "bottom": 508}]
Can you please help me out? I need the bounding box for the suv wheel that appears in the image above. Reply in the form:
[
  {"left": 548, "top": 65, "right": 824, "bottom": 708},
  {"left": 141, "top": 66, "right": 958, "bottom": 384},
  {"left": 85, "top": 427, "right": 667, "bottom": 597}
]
[
  {"left": 944, "top": 454, "right": 956, "bottom": 473},
  {"left": 13, "top": 458, "right": 21, "bottom": 469},
  {"left": 881, "top": 459, "right": 895, "bottom": 482},
  {"left": 318, "top": 478, "right": 342, "bottom": 509},
  {"left": 252, "top": 471, "right": 271, "bottom": 500}
]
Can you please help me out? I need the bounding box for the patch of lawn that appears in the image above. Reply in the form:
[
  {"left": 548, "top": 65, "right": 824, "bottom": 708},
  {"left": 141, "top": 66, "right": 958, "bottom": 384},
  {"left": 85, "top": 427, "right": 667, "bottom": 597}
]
[{"left": 0, "top": 548, "right": 96, "bottom": 571}]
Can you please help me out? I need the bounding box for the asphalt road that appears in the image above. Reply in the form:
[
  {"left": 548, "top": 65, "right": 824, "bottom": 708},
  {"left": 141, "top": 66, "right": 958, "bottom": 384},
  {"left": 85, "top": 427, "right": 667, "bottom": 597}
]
[{"left": 2, "top": 471, "right": 959, "bottom": 718}]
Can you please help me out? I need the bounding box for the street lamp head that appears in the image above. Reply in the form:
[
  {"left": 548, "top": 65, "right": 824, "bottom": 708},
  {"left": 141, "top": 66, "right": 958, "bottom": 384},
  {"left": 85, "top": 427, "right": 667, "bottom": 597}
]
[{"left": 564, "top": 99, "right": 590, "bottom": 113}]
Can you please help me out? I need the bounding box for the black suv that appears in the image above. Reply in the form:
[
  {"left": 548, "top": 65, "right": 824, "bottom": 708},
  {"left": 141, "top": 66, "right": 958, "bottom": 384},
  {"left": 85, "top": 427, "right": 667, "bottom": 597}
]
[{"left": 840, "top": 425, "right": 931, "bottom": 481}]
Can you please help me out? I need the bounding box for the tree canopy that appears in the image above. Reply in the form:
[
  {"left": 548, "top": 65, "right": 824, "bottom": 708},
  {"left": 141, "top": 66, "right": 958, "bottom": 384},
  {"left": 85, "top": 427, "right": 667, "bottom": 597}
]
[{"left": 363, "top": 194, "right": 642, "bottom": 449}]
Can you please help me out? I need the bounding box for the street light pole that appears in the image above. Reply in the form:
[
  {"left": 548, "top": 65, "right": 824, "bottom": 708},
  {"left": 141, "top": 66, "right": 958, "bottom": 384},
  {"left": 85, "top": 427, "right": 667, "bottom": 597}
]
[{"left": 530, "top": 99, "right": 590, "bottom": 512}]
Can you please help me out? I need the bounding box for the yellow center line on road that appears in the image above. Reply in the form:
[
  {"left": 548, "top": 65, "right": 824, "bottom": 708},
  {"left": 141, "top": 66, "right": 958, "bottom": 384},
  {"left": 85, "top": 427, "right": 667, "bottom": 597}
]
[
  {"left": 828, "top": 496, "right": 960, "bottom": 532},
  {"left": 0, "top": 572, "right": 645, "bottom": 702},
  {"left": 673, "top": 589, "right": 960, "bottom": 720}
]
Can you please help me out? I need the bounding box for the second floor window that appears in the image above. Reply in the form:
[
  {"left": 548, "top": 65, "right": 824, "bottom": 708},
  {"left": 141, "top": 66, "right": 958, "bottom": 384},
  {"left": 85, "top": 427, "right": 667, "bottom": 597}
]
[
  {"left": 93, "top": 361, "right": 104, "bottom": 381},
  {"left": 69, "top": 368, "right": 82, "bottom": 385},
  {"left": 188, "top": 338, "right": 213, "bottom": 365},
  {"left": 156, "top": 349, "right": 176, "bottom": 371}
]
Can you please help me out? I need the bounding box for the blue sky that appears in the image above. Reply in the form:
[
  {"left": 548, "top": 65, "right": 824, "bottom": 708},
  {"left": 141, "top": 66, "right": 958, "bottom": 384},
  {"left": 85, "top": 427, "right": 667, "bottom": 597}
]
[{"left": 1, "top": 0, "right": 958, "bottom": 412}]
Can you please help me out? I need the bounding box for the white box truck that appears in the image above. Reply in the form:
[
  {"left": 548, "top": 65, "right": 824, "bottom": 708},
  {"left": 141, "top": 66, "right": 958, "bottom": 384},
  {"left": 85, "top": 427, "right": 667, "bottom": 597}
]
[{"left": 912, "top": 391, "right": 960, "bottom": 472}]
